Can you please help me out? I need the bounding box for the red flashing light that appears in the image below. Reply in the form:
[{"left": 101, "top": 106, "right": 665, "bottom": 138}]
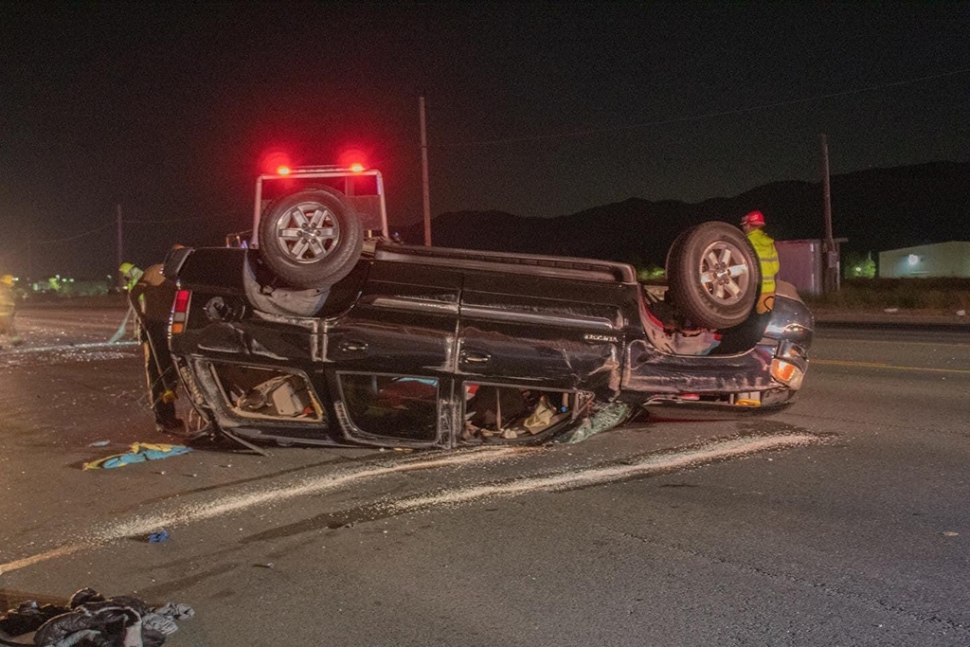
[
  {"left": 277, "top": 165, "right": 291, "bottom": 176},
  {"left": 338, "top": 147, "right": 368, "bottom": 170},
  {"left": 260, "top": 149, "right": 291, "bottom": 175}
]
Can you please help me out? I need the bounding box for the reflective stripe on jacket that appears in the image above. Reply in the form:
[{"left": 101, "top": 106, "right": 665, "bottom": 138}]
[{"left": 746, "top": 228, "right": 779, "bottom": 293}]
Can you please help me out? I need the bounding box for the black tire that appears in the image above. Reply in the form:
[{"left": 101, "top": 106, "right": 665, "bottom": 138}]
[
  {"left": 258, "top": 187, "right": 363, "bottom": 289},
  {"left": 665, "top": 221, "right": 761, "bottom": 329}
]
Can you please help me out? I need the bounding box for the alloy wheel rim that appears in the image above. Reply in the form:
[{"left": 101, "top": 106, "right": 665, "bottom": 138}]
[
  {"left": 698, "top": 241, "right": 750, "bottom": 305},
  {"left": 275, "top": 202, "right": 341, "bottom": 263}
]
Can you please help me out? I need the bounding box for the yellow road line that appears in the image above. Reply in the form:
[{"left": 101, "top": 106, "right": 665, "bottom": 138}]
[
  {"left": 821, "top": 338, "right": 970, "bottom": 348},
  {"left": 813, "top": 359, "right": 970, "bottom": 375}
]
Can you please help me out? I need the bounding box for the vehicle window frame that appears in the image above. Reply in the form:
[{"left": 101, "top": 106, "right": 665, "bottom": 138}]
[
  {"left": 202, "top": 360, "right": 329, "bottom": 426},
  {"left": 333, "top": 370, "right": 446, "bottom": 447}
]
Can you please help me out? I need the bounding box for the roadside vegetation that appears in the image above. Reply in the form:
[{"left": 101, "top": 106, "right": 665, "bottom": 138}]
[{"left": 803, "top": 278, "right": 970, "bottom": 311}]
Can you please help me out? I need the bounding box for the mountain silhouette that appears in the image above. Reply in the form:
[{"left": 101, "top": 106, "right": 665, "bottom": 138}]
[{"left": 404, "top": 161, "right": 970, "bottom": 266}]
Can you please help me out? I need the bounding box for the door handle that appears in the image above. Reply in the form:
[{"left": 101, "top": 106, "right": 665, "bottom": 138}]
[
  {"left": 461, "top": 351, "right": 491, "bottom": 364},
  {"left": 339, "top": 341, "right": 368, "bottom": 353}
]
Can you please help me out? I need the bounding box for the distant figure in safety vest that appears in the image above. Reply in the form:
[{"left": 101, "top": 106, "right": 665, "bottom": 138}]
[
  {"left": 0, "top": 274, "right": 23, "bottom": 348},
  {"left": 741, "top": 211, "right": 779, "bottom": 314}
]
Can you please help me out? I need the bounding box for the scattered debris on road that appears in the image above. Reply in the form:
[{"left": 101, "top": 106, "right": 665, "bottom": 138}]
[{"left": 147, "top": 529, "right": 169, "bottom": 544}]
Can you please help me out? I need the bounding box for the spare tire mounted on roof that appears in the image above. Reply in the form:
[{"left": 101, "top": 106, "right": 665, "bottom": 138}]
[
  {"left": 258, "top": 187, "right": 363, "bottom": 289},
  {"left": 665, "top": 221, "right": 761, "bottom": 330}
]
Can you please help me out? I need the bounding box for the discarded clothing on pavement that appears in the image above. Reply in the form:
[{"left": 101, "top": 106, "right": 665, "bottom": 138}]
[
  {"left": 0, "top": 601, "right": 69, "bottom": 638},
  {"left": 83, "top": 443, "right": 191, "bottom": 470},
  {"left": 558, "top": 402, "right": 631, "bottom": 445},
  {"left": 0, "top": 588, "right": 193, "bottom": 647}
]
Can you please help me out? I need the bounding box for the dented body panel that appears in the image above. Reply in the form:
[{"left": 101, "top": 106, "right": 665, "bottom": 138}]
[{"left": 169, "top": 241, "right": 814, "bottom": 448}]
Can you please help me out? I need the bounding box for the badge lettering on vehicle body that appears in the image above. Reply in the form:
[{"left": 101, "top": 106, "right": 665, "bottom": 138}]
[{"left": 584, "top": 333, "right": 619, "bottom": 343}]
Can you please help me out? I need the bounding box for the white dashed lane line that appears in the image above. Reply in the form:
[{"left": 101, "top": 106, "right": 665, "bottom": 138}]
[{"left": 390, "top": 433, "right": 820, "bottom": 512}]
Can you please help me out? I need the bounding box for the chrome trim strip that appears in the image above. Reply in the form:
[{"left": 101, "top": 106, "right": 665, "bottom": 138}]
[
  {"left": 375, "top": 250, "right": 627, "bottom": 283},
  {"left": 334, "top": 370, "right": 442, "bottom": 447},
  {"left": 366, "top": 296, "right": 460, "bottom": 315},
  {"left": 461, "top": 305, "right": 616, "bottom": 331}
]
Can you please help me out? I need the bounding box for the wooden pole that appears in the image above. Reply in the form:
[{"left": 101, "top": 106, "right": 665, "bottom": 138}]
[
  {"left": 420, "top": 95, "right": 432, "bottom": 246},
  {"left": 820, "top": 134, "right": 837, "bottom": 292}
]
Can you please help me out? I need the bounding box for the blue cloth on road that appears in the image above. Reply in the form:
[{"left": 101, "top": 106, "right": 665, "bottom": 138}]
[{"left": 83, "top": 443, "right": 191, "bottom": 470}]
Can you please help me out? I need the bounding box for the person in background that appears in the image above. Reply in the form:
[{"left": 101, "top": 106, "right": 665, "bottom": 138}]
[
  {"left": 741, "top": 210, "right": 780, "bottom": 314},
  {"left": 119, "top": 262, "right": 144, "bottom": 293},
  {"left": 123, "top": 259, "right": 182, "bottom": 433},
  {"left": 0, "top": 274, "right": 23, "bottom": 348}
]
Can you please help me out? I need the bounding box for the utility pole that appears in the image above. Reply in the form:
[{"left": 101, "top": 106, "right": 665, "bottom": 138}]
[
  {"left": 419, "top": 95, "right": 432, "bottom": 246},
  {"left": 116, "top": 204, "right": 124, "bottom": 288},
  {"left": 820, "top": 134, "right": 837, "bottom": 292}
]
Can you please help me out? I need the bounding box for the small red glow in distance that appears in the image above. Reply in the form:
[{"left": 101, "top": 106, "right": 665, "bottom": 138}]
[
  {"left": 276, "top": 166, "right": 291, "bottom": 176},
  {"left": 174, "top": 290, "right": 191, "bottom": 313},
  {"left": 349, "top": 163, "right": 365, "bottom": 173}
]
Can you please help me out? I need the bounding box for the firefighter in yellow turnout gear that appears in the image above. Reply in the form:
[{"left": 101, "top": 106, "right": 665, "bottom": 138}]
[
  {"left": 121, "top": 260, "right": 183, "bottom": 433},
  {"left": 0, "top": 274, "right": 23, "bottom": 347},
  {"left": 741, "top": 211, "right": 780, "bottom": 314}
]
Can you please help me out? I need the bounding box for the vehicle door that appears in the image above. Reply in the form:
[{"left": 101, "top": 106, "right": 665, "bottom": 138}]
[
  {"left": 324, "top": 259, "right": 461, "bottom": 448},
  {"left": 457, "top": 271, "right": 625, "bottom": 396}
]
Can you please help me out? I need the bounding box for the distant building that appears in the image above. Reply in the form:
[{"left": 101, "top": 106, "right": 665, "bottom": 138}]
[{"left": 879, "top": 241, "right": 970, "bottom": 278}]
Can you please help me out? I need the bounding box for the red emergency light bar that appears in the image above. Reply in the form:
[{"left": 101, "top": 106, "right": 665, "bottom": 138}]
[
  {"left": 251, "top": 165, "right": 389, "bottom": 246},
  {"left": 261, "top": 165, "right": 371, "bottom": 178}
]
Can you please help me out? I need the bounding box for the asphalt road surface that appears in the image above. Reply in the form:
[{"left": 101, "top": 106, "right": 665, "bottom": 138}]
[{"left": 2, "top": 307, "right": 969, "bottom": 646}]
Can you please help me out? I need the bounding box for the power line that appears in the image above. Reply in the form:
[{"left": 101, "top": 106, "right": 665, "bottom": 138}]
[
  {"left": 0, "top": 241, "right": 30, "bottom": 256},
  {"left": 30, "top": 226, "right": 113, "bottom": 245},
  {"left": 435, "top": 66, "right": 970, "bottom": 148},
  {"left": 0, "top": 216, "right": 212, "bottom": 257},
  {"left": 0, "top": 226, "right": 113, "bottom": 256}
]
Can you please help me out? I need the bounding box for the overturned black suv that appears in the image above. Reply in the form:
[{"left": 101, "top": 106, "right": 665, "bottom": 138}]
[{"left": 164, "top": 166, "right": 812, "bottom": 448}]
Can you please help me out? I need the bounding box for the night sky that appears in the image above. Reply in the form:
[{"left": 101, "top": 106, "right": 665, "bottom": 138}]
[{"left": 1, "top": 2, "right": 968, "bottom": 278}]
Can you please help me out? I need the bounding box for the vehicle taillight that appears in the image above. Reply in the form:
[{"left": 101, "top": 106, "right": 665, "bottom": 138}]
[
  {"left": 770, "top": 358, "right": 805, "bottom": 390},
  {"left": 350, "top": 163, "right": 365, "bottom": 173},
  {"left": 171, "top": 289, "right": 191, "bottom": 335}
]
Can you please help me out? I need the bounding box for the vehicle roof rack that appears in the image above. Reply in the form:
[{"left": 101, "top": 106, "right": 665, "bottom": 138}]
[{"left": 375, "top": 242, "right": 637, "bottom": 284}]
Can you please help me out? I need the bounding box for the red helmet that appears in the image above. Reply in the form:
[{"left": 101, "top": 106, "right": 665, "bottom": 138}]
[{"left": 741, "top": 210, "right": 765, "bottom": 228}]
